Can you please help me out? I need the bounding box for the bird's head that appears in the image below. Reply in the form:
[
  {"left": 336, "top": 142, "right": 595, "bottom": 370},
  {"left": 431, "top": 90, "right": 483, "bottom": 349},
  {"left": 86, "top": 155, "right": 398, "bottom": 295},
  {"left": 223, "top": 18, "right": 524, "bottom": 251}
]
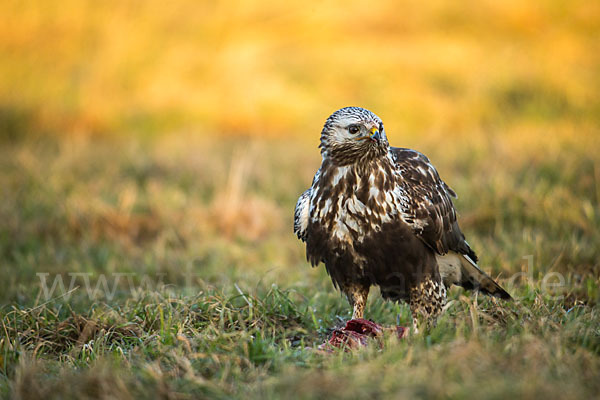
[{"left": 319, "top": 107, "right": 389, "bottom": 165}]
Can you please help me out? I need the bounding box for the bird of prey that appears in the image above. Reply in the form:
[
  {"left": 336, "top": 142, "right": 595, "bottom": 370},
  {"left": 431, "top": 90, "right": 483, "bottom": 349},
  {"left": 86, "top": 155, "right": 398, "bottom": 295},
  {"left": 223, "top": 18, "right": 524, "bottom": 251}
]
[{"left": 294, "top": 106, "right": 511, "bottom": 330}]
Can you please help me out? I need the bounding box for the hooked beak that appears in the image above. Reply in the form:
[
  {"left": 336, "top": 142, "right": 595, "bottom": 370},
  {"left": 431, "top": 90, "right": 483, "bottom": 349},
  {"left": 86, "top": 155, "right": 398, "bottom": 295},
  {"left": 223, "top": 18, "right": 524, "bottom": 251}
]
[
  {"left": 369, "top": 126, "right": 381, "bottom": 142},
  {"left": 354, "top": 126, "right": 381, "bottom": 142}
]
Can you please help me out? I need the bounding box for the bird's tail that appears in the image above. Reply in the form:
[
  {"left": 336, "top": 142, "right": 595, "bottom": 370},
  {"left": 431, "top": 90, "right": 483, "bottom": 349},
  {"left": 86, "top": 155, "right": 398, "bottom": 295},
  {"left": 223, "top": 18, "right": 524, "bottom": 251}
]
[{"left": 459, "top": 254, "right": 512, "bottom": 300}]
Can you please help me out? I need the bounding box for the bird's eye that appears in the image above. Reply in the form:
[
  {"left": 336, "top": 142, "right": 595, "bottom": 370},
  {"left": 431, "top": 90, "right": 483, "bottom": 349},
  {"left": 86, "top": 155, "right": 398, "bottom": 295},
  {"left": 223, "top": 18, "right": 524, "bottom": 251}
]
[{"left": 348, "top": 125, "right": 360, "bottom": 135}]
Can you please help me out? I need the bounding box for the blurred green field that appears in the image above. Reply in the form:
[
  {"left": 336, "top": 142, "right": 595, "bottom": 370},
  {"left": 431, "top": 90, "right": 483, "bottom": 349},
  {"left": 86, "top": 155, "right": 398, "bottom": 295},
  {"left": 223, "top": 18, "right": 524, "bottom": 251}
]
[
  {"left": 1, "top": 0, "right": 600, "bottom": 398},
  {"left": 1, "top": 133, "right": 599, "bottom": 399}
]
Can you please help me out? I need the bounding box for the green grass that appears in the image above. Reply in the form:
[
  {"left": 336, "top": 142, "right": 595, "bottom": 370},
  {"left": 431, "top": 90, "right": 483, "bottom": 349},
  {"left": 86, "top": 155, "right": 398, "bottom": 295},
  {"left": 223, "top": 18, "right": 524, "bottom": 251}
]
[{"left": 1, "top": 133, "right": 599, "bottom": 399}]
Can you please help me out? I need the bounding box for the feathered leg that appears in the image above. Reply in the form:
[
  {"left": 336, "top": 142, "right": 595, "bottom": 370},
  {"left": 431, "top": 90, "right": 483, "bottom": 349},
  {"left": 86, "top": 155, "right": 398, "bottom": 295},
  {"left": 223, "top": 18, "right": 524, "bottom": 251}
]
[
  {"left": 344, "top": 283, "right": 370, "bottom": 319},
  {"left": 409, "top": 277, "right": 447, "bottom": 333}
]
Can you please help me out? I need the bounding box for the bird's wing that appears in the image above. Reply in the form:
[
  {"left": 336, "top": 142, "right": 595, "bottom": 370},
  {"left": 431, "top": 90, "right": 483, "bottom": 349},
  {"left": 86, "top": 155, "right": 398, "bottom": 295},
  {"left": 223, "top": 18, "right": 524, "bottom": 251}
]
[
  {"left": 391, "top": 147, "right": 477, "bottom": 261},
  {"left": 294, "top": 188, "right": 312, "bottom": 242}
]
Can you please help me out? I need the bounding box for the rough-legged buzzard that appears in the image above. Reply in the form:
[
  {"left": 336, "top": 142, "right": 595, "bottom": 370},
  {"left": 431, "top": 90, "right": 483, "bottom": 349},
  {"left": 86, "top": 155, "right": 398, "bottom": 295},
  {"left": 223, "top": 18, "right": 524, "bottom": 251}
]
[{"left": 294, "top": 106, "right": 511, "bottom": 330}]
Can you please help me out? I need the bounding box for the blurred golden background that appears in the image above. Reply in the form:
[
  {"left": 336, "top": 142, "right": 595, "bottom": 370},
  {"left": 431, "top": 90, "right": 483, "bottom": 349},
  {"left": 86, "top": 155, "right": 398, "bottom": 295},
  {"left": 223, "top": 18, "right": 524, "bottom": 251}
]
[
  {"left": 2, "top": 0, "right": 599, "bottom": 141},
  {"left": 1, "top": 0, "right": 599, "bottom": 299}
]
